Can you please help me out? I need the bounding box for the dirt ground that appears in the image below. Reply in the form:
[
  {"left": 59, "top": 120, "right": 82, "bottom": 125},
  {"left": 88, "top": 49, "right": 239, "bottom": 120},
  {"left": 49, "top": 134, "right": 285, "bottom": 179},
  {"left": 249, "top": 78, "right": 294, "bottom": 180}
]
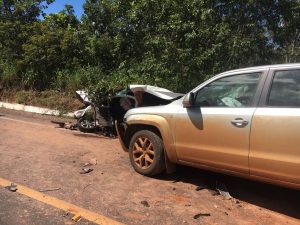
[{"left": 0, "top": 108, "right": 299, "bottom": 225}]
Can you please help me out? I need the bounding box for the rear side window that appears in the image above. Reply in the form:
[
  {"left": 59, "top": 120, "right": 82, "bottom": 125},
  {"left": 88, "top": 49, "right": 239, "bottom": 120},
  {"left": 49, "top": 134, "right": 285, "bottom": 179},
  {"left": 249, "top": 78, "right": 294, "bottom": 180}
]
[{"left": 268, "top": 70, "right": 300, "bottom": 107}]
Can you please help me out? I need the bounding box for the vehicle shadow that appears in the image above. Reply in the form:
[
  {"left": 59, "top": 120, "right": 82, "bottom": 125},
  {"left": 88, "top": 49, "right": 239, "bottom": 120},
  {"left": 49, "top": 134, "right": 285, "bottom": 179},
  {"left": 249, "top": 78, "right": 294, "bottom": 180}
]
[
  {"left": 72, "top": 133, "right": 116, "bottom": 139},
  {"left": 157, "top": 165, "right": 300, "bottom": 220}
]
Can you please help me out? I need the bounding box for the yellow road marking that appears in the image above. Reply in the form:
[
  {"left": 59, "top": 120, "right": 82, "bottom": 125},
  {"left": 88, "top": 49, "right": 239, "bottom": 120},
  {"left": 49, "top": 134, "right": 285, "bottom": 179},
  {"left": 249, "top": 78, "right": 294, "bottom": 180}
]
[{"left": 0, "top": 177, "right": 124, "bottom": 225}]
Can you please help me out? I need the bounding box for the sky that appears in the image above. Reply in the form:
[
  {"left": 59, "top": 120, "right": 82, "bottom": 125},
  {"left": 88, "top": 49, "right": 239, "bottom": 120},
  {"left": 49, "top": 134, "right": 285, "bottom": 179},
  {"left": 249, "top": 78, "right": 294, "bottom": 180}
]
[{"left": 43, "top": 0, "right": 86, "bottom": 19}]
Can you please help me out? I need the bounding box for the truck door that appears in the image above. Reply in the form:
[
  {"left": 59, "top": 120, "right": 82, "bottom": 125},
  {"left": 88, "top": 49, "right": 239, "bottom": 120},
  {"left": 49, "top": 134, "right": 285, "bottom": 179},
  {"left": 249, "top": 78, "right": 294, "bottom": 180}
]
[
  {"left": 175, "top": 71, "right": 266, "bottom": 174},
  {"left": 250, "top": 68, "right": 300, "bottom": 185}
]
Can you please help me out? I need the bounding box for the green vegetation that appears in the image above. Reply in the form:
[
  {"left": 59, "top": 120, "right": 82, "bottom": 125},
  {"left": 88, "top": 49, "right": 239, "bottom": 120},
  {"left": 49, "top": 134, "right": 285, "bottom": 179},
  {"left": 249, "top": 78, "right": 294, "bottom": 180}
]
[{"left": 0, "top": 0, "right": 299, "bottom": 98}]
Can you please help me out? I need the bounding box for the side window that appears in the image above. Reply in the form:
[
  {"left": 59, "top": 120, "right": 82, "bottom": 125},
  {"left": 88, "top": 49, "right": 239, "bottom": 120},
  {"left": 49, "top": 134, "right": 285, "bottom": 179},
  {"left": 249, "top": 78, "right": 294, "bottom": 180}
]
[
  {"left": 268, "top": 70, "right": 300, "bottom": 107},
  {"left": 194, "top": 73, "right": 261, "bottom": 107}
]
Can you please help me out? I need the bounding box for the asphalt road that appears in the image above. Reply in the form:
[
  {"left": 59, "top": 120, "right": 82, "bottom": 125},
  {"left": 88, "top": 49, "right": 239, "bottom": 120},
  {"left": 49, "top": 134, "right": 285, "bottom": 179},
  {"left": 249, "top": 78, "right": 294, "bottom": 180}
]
[
  {"left": 0, "top": 188, "right": 94, "bottom": 225},
  {"left": 0, "top": 108, "right": 299, "bottom": 225}
]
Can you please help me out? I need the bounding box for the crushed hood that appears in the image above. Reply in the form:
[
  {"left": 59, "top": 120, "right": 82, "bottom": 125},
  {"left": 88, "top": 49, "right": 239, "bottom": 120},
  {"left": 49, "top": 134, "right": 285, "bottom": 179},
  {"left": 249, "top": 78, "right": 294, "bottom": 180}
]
[{"left": 128, "top": 85, "right": 183, "bottom": 100}]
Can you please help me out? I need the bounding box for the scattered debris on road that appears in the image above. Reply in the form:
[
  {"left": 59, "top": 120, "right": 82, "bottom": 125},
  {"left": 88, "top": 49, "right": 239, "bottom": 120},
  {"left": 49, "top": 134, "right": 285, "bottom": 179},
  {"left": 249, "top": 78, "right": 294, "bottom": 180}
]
[
  {"left": 72, "top": 214, "right": 82, "bottom": 222},
  {"left": 195, "top": 185, "right": 206, "bottom": 191},
  {"left": 79, "top": 162, "right": 95, "bottom": 174},
  {"left": 6, "top": 183, "right": 18, "bottom": 192},
  {"left": 63, "top": 212, "right": 70, "bottom": 217},
  {"left": 237, "top": 203, "right": 243, "bottom": 208},
  {"left": 51, "top": 121, "right": 77, "bottom": 130},
  {"left": 64, "top": 122, "right": 77, "bottom": 130},
  {"left": 140, "top": 200, "right": 150, "bottom": 207},
  {"left": 216, "top": 182, "right": 232, "bottom": 200},
  {"left": 83, "top": 162, "right": 92, "bottom": 167},
  {"left": 193, "top": 213, "right": 211, "bottom": 219},
  {"left": 89, "top": 158, "right": 97, "bottom": 165},
  {"left": 80, "top": 167, "right": 93, "bottom": 174},
  {"left": 200, "top": 181, "right": 232, "bottom": 200},
  {"left": 39, "top": 187, "right": 61, "bottom": 192},
  {"left": 208, "top": 189, "right": 220, "bottom": 196},
  {"left": 2, "top": 108, "right": 297, "bottom": 225}
]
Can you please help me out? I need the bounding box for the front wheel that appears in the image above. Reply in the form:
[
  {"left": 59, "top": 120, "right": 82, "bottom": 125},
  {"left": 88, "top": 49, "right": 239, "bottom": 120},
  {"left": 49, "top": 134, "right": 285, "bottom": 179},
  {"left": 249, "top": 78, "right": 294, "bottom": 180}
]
[
  {"left": 129, "top": 130, "right": 165, "bottom": 176},
  {"left": 77, "top": 117, "right": 96, "bottom": 133}
]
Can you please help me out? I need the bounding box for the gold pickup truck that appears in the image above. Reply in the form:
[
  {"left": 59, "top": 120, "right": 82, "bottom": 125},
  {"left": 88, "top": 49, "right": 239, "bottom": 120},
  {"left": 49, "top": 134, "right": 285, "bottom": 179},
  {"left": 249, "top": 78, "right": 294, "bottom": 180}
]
[{"left": 116, "top": 64, "right": 300, "bottom": 190}]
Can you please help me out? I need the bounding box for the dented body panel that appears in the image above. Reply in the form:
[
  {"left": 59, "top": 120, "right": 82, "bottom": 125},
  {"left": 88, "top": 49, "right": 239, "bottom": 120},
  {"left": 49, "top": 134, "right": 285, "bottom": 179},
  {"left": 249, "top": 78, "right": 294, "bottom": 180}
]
[{"left": 116, "top": 102, "right": 181, "bottom": 162}]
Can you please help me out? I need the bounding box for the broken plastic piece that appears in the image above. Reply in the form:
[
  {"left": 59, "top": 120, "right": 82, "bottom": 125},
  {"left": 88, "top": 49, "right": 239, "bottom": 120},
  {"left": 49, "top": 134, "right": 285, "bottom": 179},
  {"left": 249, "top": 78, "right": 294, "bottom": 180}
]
[
  {"left": 216, "top": 182, "right": 232, "bottom": 200},
  {"left": 51, "top": 121, "right": 77, "bottom": 130},
  {"left": 208, "top": 189, "right": 220, "bottom": 196},
  {"left": 63, "top": 212, "right": 69, "bottom": 217},
  {"left": 6, "top": 183, "right": 18, "bottom": 192},
  {"left": 64, "top": 122, "right": 77, "bottom": 130},
  {"left": 193, "top": 213, "right": 211, "bottom": 219},
  {"left": 83, "top": 162, "right": 92, "bottom": 167},
  {"left": 195, "top": 185, "right": 206, "bottom": 191},
  {"left": 80, "top": 167, "right": 93, "bottom": 174},
  {"left": 72, "top": 214, "right": 81, "bottom": 222}
]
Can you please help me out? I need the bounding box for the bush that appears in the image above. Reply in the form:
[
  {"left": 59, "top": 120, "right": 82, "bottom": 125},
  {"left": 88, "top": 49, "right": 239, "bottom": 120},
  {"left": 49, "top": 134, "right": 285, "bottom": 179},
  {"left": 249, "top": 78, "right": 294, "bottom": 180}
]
[
  {"left": 21, "top": 69, "right": 41, "bottom": 89},
  {"left": 0, "top": 61, "right": 18, "bottom": 88},
  {"left": 53, "top": 66, "right": 105, "bottom": 92}
]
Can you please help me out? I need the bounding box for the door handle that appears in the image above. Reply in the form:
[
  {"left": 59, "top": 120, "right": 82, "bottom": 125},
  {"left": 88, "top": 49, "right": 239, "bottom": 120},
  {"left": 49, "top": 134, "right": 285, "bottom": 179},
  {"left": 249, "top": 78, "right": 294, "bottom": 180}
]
[{"left": 231, "top": 118, "right": 248, "bottom": 128}]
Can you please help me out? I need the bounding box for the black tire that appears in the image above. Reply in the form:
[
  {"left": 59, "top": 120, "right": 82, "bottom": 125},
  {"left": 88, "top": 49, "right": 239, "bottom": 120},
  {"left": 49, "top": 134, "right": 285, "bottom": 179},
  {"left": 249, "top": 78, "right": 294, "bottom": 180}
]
[
  {"left": 77, "top": 117, "right": 96, "bottom": 133},
  {"left": 129, "top": 130, "right": 165, "bottom": 176}
]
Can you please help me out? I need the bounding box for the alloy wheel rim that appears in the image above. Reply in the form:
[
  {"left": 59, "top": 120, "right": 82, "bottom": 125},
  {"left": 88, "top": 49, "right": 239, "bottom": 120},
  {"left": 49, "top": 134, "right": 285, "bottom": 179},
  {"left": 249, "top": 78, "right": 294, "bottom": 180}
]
[
  {"left": 132, "top": 137, "right": 155, "bottom": 169},
  {"left": 81, "top": 120, "right": 95, "bottom": 129}
]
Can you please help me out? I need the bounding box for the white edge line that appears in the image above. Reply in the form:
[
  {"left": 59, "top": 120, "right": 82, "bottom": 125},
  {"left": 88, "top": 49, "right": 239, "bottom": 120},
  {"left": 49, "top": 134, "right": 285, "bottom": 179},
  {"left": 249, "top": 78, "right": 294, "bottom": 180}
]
[{"left": 0, "top": 102, "right": 74, "bottom": 117}]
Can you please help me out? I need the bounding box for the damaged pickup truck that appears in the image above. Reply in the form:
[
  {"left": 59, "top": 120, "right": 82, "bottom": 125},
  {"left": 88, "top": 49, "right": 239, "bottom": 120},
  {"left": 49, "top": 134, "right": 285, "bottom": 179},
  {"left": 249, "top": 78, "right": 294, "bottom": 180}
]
[{"left": 116, "top": 64, "right": 300, "bottom": 190}]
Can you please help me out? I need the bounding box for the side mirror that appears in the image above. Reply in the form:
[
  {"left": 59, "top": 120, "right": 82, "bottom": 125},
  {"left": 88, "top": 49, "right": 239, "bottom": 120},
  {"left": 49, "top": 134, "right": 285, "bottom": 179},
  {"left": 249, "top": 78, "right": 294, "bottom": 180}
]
[{"left": 182, "top": 92, "right": 195, "bottom": 108}]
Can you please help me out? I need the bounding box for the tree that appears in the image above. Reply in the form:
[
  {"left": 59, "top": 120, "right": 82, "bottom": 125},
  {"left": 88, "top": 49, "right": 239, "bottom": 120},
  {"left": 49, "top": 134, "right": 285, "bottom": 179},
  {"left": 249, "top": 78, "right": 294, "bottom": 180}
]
[
  {"left": 0, "top": 0, "right": 53, "bottom": 60},
  {"left": 1, "top": 0, "right": 299, "bottom": 92},
  {"left": 265, "top": 0, "right": 300, "bottom": 63},
  {"left": 0, "top": 0, "right": 54, "bottom": 87},
  {"left": 21, "top": 5, "right": 85, "bottom": 89}
]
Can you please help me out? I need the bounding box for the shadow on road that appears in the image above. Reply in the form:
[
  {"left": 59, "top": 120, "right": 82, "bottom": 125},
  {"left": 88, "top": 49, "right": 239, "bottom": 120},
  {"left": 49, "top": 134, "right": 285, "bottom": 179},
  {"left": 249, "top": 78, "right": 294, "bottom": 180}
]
[
  {"left": 72, "top": 132, "right": 115, "bottom": 139},
  {"left": 157, "top": 165, "right": 300, "bottom": 220}
]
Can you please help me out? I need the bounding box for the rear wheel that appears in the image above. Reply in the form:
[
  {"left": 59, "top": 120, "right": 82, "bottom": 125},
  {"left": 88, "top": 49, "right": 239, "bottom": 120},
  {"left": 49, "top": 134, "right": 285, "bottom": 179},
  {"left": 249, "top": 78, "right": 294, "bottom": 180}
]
[{"left": 129, "top": 130, "right": 165, "bottom": 176}]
